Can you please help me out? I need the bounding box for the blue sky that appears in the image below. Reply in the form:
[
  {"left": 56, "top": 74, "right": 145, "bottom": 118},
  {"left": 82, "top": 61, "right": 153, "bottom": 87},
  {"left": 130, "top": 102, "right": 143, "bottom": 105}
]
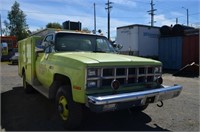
[{"left": 0, "top": 0, "right": 200, "bottom": 39}]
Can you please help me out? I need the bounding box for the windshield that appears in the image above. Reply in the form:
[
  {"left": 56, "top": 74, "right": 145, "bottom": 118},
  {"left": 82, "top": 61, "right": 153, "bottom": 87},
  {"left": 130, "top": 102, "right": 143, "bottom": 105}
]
[{"left": 55, "top": 33, "right": 116, "bottom": 53}]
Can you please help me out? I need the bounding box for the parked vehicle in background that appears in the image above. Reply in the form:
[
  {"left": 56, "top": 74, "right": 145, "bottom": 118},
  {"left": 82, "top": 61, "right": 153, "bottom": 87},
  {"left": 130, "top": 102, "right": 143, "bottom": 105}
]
[
  {"left": 1, "top": 42, "right": 9, "bottom": 59},
  {"left": 18, "top": 28, "right": 182, "bottom": 129},
  {"left": 9, "top": 48, "right": 18, "bottom": 64},
  {"left": 1, "top": 36, "right": 17, "bottom": 61},
  {"left": 116, "top": 24, "right": 160, "bottom": 58}
]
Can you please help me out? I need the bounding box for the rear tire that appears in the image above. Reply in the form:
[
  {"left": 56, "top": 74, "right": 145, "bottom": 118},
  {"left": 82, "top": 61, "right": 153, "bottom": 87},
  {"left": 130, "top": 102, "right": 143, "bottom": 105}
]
[
  {"left": 56, "top": 85, "right": 83, "bottom": 129},
  {"left": 23, "top": 72, "right": 34, "bottom": 93}
]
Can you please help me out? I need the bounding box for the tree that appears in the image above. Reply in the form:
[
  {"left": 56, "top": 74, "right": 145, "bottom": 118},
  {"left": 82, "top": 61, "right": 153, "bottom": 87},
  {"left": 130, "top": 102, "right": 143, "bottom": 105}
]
[
  {"left": 2, "top": 20, "right": 10, "bottom": 36},
  {"left": 4, "top": 1, "right": 29, "bottom": 41},
  {"left": 82, "top": 27, "right": 91, "bottom": 33},
  {"left": 46, "top": 22, "right": 62, "bottom": 29}
]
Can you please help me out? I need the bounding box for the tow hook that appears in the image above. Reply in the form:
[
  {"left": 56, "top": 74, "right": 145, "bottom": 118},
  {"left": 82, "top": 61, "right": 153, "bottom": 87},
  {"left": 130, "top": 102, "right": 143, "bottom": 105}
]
[{"left": 157, "top": 101, "right": 163, "bottom": 107}]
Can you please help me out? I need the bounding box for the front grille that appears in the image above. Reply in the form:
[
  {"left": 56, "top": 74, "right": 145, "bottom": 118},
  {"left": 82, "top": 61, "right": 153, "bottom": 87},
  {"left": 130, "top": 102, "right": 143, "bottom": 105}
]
[
  {"left": 103, "top": 69, "right": 113, "bottom": 76},
  {"left": 87, "top": 66, "right": 161, "bottom": 88}
]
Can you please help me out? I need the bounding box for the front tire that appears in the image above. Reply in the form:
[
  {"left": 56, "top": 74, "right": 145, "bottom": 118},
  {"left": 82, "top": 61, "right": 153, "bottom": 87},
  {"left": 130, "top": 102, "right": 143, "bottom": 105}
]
[
  {"left": 23, "top": 72, "right": 34, "bottom": 93},
  {"left": 56, "top": 85, "right": 83, "bottom": 129}
]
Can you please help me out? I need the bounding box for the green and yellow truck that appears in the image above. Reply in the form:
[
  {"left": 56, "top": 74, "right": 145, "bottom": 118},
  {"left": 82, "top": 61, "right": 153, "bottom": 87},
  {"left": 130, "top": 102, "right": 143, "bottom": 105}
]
[{"left": 18, "top": 29, "right": 182, "bottom": 129}]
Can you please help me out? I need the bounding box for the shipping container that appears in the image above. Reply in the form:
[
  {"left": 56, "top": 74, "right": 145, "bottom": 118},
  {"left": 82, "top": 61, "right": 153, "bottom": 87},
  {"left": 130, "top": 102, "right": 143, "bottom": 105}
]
[
  {"left": 182, "top": 35, "right": 199, "bottom": 66},
  {"left": 172, "top": 24, "right": 194, "bottom": 36},
  {"left": 160, "top": 25, "right": 172, "bottom": 36},
  {"left": 159, "top": 37, "right": 183, "bottom": 70},
  {"left": 116, "top": 24, "right": 160, "bottom": 57}
]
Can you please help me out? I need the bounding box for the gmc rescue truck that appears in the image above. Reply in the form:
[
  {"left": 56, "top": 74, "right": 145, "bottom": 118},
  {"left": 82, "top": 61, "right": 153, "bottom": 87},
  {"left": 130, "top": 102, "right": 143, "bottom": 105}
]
[{"left": 18, "top": 28, "right": 182, "bottom": 129}]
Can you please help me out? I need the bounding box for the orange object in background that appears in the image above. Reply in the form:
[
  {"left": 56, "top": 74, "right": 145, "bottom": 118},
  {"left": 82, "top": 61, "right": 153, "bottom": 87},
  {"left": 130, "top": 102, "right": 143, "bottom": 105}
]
[
  {"left": 182, "top": 35, "right": 199, "bottom": 66},
  {"left": 1, "top": 36, "right": 17, "bottom": 49},
  {"left": 1, "top": 36, "right": 17, "bottom": 61}
]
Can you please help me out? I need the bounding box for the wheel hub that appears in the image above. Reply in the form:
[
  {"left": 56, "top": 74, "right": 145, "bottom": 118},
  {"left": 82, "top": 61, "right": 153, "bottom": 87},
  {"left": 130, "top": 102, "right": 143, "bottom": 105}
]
[{"left": 58, "top": 95, "right": 69, "bottom": 120}]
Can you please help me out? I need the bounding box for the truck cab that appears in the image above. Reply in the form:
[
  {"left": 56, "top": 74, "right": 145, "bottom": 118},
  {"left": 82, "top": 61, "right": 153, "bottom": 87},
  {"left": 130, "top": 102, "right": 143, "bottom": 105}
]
[{"left": 18, "top": 29, "right": 182, "bottom": 129}]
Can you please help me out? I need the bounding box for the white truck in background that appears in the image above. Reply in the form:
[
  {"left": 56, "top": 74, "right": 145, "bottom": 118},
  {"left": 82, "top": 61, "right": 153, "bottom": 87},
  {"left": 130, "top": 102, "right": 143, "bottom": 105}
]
[{"left": 116, "top": 24, "right": 160, "bottom": 58}]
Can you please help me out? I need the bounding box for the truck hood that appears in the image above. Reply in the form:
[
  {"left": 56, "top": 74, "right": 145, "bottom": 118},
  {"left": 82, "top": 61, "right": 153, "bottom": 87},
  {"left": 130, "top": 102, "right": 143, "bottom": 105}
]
[{"left": 54, "top": 52, "right": 161, "bottom": 66}]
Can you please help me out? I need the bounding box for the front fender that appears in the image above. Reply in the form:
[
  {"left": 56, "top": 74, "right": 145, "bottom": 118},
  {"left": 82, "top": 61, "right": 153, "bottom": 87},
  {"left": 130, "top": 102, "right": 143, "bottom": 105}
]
[{"left": 50, "top": 59, "right": 86, "bottom": 104}]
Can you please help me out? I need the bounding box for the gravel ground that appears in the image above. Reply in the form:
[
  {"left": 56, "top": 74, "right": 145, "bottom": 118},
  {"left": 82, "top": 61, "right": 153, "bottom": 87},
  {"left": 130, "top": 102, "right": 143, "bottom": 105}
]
[{"left": 1, "top": 62, "right": 199, "bottom": 131}]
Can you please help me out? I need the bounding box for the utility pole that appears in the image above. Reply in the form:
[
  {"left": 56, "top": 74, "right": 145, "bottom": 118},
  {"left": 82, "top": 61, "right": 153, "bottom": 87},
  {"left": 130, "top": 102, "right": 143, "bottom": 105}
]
[
  {"left": 182, "top": 7, "right": 189, "bottom": 26},
  {"left": 105, "top": 0, "right": 113, "bottom": 40},
  {"left": 187, "top": 8, "right": 189, "bottom": 26},
  {"left": 176, "top": 18, "right": 178, "bottom": 24},
  {"left": 93, "top": 3, "right": 96, "bottom": 34},
  {"left": 147, "top": 0, "right": 157, "bottom": 26},
  {"left": 0, "top": 14, "right": 2, "bottom": 37}
]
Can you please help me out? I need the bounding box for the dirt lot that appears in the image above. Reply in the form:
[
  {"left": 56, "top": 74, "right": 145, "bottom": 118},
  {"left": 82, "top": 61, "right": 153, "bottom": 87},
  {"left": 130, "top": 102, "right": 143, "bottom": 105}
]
[{"left": 1, "top": 62, "right": 199, "bottom": 131}]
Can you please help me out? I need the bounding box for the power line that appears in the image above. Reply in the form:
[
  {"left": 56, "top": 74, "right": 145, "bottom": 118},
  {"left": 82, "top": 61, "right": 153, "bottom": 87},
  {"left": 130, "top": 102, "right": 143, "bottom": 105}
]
[
  {"left": 189, "top": 12, "right": 200, "bottom": 16},
  {"left": 0, "top": 9, "right": 90, "bottom": 17},
  {"left": 1, "top": 8, "right": 199, "bottom": 20},
  {"left": 133, "top": 0, "right": 149, "bottom": 4},
  {"left": 0, "top": 9, "right": 150, "bottom": 21},
  {"left": 156, "top": 12, "right": 200, "bottom": 20}
]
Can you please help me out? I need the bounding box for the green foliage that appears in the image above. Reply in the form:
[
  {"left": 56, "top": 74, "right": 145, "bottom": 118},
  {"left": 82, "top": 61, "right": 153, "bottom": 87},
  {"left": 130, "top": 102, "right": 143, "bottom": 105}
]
[
  {"left": 4, "top": 1, "right": 29, "bottom": 41},
  {"left": 46, "top": 22, "right": 62, "bottom": 29}
]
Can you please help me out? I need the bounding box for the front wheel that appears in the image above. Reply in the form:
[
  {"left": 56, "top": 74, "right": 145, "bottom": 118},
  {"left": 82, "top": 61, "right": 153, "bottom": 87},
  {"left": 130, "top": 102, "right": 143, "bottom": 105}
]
[
  {"left": 55, "top": 85, "right": 83, "bottom": 129},
  {"left": 23, "top": 72, "right": 34, "bottom": 93}
]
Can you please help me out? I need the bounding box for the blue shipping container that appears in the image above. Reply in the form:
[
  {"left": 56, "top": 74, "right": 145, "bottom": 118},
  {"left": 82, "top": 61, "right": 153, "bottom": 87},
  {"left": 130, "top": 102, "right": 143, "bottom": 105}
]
[{"left": 159, "top": 37, "right": 182, "bottom": 70}]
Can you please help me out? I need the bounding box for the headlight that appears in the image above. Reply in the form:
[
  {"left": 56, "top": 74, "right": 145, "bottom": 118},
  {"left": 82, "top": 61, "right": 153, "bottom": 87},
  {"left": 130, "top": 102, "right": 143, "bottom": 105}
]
[
  {"left": 154, "top": 67, "right": 162, "bottom": 73},
  {"left": 155, "top": 76, "right": 163, "bottom": 84},
  {"left": 87, "top": 80, "right": 97, "bottom": 88},
  {"left": 87, "top": 68, "right": 98, "bottom": 77}
]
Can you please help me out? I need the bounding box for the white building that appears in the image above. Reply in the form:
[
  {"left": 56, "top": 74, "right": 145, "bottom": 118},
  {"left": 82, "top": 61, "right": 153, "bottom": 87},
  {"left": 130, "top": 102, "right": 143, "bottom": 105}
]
[{"left": 116, "top": 24, "right": 160, "bottom": 58}]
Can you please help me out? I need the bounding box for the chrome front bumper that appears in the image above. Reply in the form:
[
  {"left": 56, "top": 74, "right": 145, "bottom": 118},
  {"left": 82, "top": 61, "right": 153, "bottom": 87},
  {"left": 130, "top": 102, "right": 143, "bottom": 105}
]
[{"left": 88, "top": 85, "right": 182, "bottom": 107}]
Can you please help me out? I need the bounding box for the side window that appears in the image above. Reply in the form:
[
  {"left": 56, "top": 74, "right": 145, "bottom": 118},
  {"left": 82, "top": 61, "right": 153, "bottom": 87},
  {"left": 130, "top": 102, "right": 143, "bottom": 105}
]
[
  {"left": 44, "top": 35, "right": 53, "bottom": 42},
  {"left": 42, "top": 34, "right": 54, "bottom": 53}
]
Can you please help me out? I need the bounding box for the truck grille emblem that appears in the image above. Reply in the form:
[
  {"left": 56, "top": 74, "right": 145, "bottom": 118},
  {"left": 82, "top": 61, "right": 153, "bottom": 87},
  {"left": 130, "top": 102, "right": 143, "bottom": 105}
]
[{"left": 111, "top": 80, "right": 120, "bottom": 90}]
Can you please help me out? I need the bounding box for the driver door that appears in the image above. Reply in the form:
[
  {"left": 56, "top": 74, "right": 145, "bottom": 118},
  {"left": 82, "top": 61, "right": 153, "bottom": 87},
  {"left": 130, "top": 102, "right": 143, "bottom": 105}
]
[{"left": 35, "top": 34, "right": 54, "bottom": 88}]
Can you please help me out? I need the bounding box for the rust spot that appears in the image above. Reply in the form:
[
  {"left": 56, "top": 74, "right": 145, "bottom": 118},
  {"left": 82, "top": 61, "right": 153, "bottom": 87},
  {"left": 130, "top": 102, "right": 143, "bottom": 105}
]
[{"left": 73, "top": 86, "right": 81, "bottom": 90}]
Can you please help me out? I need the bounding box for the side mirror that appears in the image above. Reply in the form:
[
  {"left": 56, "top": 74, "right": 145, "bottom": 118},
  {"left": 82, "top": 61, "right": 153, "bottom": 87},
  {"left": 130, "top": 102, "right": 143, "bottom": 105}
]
[
  {"left": 117, "top": 44, "right": 123, "bottom": 50},
  {"left": 48, "top": 40, "right": 54, "bottom": 46},
  {"left": 42, "top": 40, "right": 54, "bottom": 47},
  {"left": 112, "top": 43, "right": 123, "bottom": 50},
  {"left": 45, "top": 40, "right": 55, "bottom": 53}
]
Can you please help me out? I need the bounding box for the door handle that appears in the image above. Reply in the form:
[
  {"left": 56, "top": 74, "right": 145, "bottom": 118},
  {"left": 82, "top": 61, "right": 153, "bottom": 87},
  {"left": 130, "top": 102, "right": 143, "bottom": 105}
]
[{"left": 49, "top": 65, "right": 54, "bottom": 69}]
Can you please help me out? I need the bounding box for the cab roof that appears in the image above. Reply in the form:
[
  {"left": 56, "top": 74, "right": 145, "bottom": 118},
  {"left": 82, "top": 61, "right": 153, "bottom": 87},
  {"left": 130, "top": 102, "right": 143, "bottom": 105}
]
[{"left": 31, "top": 28, "right": 103, "bottom": 37}]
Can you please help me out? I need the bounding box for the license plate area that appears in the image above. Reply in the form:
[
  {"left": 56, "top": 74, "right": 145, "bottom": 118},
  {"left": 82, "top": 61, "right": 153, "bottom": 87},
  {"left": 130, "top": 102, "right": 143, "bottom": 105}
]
[
  {"left": 103, "top": 104, "right": 116, "bottom": 111},
  {"left": 145, "top": 96, "right": 155, "bottom": 104}
]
